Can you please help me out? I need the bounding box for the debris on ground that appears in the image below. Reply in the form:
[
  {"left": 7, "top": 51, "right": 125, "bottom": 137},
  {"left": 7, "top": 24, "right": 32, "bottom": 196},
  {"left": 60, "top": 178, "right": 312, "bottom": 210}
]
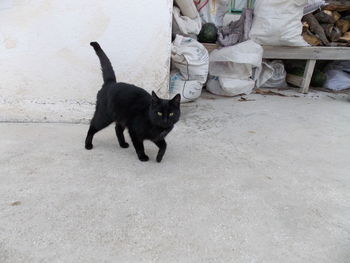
[
  {"left": 238, "top": 97, "right": 256, "bottom": 102},
  {"left": 255, "top": 88, "right": 299, "bottom": 97}
]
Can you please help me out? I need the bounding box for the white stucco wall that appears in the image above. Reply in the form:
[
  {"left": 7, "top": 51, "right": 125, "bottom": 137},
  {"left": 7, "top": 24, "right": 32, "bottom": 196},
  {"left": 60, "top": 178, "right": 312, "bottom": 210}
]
[{"left": 0, "top": 0, "right": 173, "bottom": 122}]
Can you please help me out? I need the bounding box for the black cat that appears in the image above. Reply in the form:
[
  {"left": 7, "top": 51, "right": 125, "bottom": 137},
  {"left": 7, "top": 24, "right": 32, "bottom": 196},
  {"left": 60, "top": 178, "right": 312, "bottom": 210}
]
[{"left": 85, "top": 42, "right": 181, "bottom": 162}]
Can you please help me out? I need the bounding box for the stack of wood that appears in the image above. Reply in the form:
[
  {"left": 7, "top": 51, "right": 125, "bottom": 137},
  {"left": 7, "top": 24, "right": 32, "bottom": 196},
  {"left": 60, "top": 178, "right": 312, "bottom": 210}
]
[{"left": 302, "top": 1, "right": 350, "bottom": 46}]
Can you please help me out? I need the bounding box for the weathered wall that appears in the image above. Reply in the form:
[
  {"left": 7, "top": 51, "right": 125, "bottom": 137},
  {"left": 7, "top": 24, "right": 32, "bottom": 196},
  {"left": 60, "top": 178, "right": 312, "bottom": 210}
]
[{"left": 0, "top": 0, "right": 173, "bottom": 122}]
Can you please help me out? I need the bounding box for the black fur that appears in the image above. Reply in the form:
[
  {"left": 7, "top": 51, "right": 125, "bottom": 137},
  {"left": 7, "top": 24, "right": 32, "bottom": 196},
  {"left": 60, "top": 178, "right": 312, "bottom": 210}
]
[{"left": 85, "top": 42, "right": 181, "bottom": 162}]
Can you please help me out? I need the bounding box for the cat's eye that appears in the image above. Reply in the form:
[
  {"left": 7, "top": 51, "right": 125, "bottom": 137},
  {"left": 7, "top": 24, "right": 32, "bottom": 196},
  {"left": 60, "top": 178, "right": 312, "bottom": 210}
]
[
  {"left": 157, "top": 112, "right": 163, "bottom": 116},
  {"left": 169, "top": 113, "right": 174, "bottom": 117}
]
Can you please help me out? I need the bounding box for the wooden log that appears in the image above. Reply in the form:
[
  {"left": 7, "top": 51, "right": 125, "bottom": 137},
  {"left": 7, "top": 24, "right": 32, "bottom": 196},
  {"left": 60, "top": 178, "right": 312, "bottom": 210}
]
[
  {"left": 330, "top": 41, "right": 350, "bottom": 47},
  {"left": 303, "top": 14, "right": 330, "bottom": 46},
  {"left": 303, "top": 29, "right": 322, "bottom": 46},
  {"left": 321, "top": 10, "right": 343, "bottom": 23},
  {"left": 323, "top": 10, "right": 333, "bottom": 16},
  {"left": 321, "top": 24, "right": 334, "bottom": 38},
  {"left": 330, "top": 26, "right": 342, "bottom": 41},
  {"left": 324, "top": 2, "right": 350, "bottom": 12},
  {"left": 303, "top": 21, "right": 310, "bottom": 30},
  {"left": 339, "top": 31, "right": 350, "bottom": 42},
  {"left": 330, "top": 26, "right": 341, "bottom": 41},
  {"left": 336, "top": 19, "right": 350, "bottom": 33},
  {"left": 332, "top": 11, "right": 342, "bottom": 22},
  {"left": 314, "top": 11, "right": 336, "bottom": 24}
]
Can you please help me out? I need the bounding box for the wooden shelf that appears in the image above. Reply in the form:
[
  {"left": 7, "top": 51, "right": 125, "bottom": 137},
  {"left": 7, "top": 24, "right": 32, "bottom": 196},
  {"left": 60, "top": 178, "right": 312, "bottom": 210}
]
[
  {"left": 203, "top": 44, "right": 350, "bottom": 93},
  {"left": 262, "top": 46, "right": 350, "bottom": 60},
  {"left": 262, "top": 46, "right": 350, "bottom": 93},
  {"left": 202, "top": 43, "right": 218, "bottom": 53}
]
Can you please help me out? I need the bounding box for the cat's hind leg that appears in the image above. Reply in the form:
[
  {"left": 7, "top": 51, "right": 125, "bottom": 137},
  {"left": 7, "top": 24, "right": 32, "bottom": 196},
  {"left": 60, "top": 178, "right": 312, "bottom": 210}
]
[
  {"left": 85, "top": 114, "right": 112, "bottom": 150},
  {"left": 115, "top": 123, "right": 129, "bottom": 148}
]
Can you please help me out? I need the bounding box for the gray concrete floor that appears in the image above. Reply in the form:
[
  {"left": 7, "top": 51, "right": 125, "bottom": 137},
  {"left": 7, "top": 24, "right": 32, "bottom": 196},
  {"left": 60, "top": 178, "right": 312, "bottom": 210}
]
[{"left": 1, "top": 91, "right": 350, "bottom": 263}]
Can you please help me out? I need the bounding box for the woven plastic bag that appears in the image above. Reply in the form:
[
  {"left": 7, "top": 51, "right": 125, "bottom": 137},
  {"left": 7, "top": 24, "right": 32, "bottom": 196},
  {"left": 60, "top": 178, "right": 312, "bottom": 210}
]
[
  {"left": 169, "top": 71, "right": 203, "bottom": 103},
  {"left": 173, "top": 6, "right": 202, "bottom": 38},
  {"left": 207, "top": 40, "right": 263, "bottom": 96},
  {"left": 171, "top": 35, "right": 209, "bottom": 84},
  {"left": 194, "top": 0, "right": 230, "bottom": 27},
  {"left": 261, "top": 60, "right": 287, "bottom": 88},
  {"left": 250, "top": 0, "right": 309, "bottom": 46}
]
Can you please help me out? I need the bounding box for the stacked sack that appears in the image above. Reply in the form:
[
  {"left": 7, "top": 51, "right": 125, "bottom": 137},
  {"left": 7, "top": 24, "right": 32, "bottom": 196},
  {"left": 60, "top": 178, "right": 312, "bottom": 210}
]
[
  {"left": 206, "top": 0, "right": 315, "bottom": 96},
  {"left": 207, "top": 40, "right": 263, "bottom": 96},
  {"left": 170, "top": 0, "right": 209, "bottom": 103},
  {"left": 170, "top": 35, "right": 209, "bottom": 103},
  {"left": 249, "top": 0, "right": 309, "bottom": 46},
  {"left": 170, "top": 0, "right": 315, "bottom": 100}
]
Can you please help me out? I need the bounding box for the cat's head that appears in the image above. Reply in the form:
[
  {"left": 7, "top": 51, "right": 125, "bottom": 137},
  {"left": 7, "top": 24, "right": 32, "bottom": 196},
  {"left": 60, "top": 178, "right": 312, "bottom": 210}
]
[{"left": 149, "top": 91, "right": 181, "bottom": 128}]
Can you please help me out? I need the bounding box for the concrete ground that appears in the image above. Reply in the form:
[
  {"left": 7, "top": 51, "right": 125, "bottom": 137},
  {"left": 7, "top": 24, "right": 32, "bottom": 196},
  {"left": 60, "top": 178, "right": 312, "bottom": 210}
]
[{"left": 1, "top": 91, "right": 350, "bottom": 263}]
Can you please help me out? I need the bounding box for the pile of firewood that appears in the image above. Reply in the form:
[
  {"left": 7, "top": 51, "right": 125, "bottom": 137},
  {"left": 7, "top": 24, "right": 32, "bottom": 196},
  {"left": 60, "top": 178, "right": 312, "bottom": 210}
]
[{"left": 302, "top": 1, "right": 350, "bottom": 46}]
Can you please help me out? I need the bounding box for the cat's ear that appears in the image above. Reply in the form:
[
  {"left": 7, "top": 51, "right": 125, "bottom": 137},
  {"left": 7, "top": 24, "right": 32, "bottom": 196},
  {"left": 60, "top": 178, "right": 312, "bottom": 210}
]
[
  {"left": 171, "top": 94, "right": 181, "bottom": 107},
  {"left": 152, "top": 91, "right": 160, "bottom": 104}
]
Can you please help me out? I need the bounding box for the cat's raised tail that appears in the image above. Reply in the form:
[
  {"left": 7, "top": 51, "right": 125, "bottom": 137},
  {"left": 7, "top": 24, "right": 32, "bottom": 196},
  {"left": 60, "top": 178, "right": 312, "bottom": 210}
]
[{"left": 90, "top": 42, "right": 116, "bottom": 84}]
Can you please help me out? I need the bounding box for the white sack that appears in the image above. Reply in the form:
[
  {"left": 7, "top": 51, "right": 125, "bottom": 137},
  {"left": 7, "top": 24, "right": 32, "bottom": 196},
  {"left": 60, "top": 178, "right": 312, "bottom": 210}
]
[
  {"left": 324, "top": 70, "right": 350, "bottom": 91},
  {"left": 173, "top": 6, "right": 202, "bottom": 37},
  {"left": 207, "top": 40, "right": 263, "bottom": 96},
  {"left": 169, "top": 71, "right": 202, "bottom": 103},
  {"left": 249, "top": 0, "right": 309, "bottom": 46},
  {"left": 171, "top": 35, "right": 209, "bottom": 84},
  {"left": 194, "top": 0, "right": 230, "bottom": 27},
  {"left": 323, "top": 61, "right": 350, "bottom": 91},
  {"left": 175, "top": 0, "right": 199, "bottom": 19},
  {"left": 261, "top": 60, "right": 287, "bottom": 88}
]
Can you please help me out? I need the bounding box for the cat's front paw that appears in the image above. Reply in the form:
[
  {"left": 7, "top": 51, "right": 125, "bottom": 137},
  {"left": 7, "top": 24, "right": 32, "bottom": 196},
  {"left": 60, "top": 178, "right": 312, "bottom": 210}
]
[
  {"left": 120, "top": 142, "right": 129, "bottom": 148},
  {"left": 85, "top": 143, "right": 93, "bottom": 150},
  {"left": 138, "top": 154, "right": 149, "bottom": 162},
  {"left": 156, "top": 154, "right": 164, "bottom": 163}
]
